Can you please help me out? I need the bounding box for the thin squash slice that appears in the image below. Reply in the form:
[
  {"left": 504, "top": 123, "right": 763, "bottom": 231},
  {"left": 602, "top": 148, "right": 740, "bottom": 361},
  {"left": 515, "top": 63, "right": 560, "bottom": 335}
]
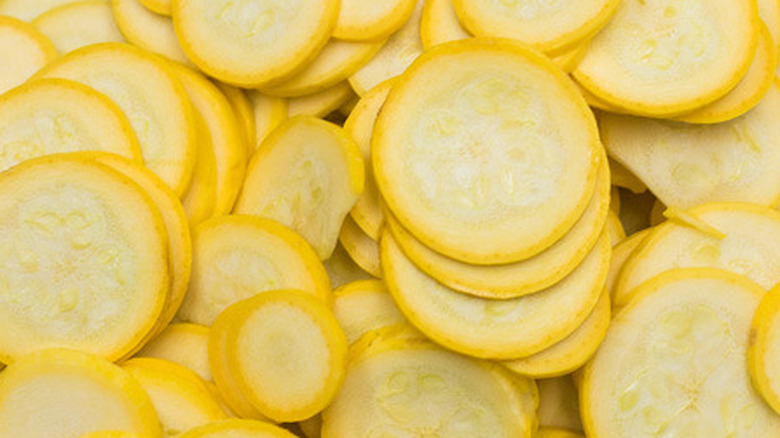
[
  {"left": 574, "top": 0, "right": 759, "bottom": 117},
  {"left": 332, "top": 0, "right": 417, "bottom": 42},
  {"left": 0, "top": 154, "right": 168, "bottom": 362},
  {"left": 381, "top": 230, "right": 610, "bottom": 359},
  {"left": 33, "top": 1, "right": 125, "bottom": 54},
  {"left": 137, "top": 323, "right": 212, "bottom": 382},
  {"left": 286, "top": 83, "right": 356, "bottom": 119},
  {"left": 582, "top": 268, "right": 780, "bottom": 437},
  {"left": 0, "top": 348, "right": 161, "bottom": 437},
  {"left": 373, "top": 38, "right": 601, "bottom": 264},
  {"left": 749, "top": 282, "right": 780, "bottom": 416},
  {"left": 178, "top": 215, "right": 331, "bottom": 326},
  {"left": 37, "top": 42, "right": 197, "bottom": 195},
  {"left": 323, "top": 244, "right": 375, "bottom": 289},
  {"left": 0, "top": 16, "right": 56, "bottom": 94},
  {"left": 0, "top": 0, "right": 78, "bottom": 21},
  {"left": 171, "top": 0, "right": 339, "bottom": 87},
  {"left": 0, "top": 78, "right": 141, "bottom": 171},
  {"left": 601, "top": 82, "right": 780, "bottom": 209},
  {"left": 179, "top": 419, "right": 298, "bottom": 438},
  {"left": 139, "top": 0, "right": 170, "bottom": 16},
  {"left": 332, "top": 280, "right": 405, "bottom": 345},
  {"left": 234, "top": 117, "right": 364, "bottom": 260},
  {"left": 246, "top": 91, "right": 287, "bottom": 153},
  {"left": 112, "top": 0, "right": 191, "bottom": 65},
  {"left": 420, "top": 0, "right": 471, "bottom": 50},
  {"left": 338, "top": 216, "right": 382, "bottom": 278}
]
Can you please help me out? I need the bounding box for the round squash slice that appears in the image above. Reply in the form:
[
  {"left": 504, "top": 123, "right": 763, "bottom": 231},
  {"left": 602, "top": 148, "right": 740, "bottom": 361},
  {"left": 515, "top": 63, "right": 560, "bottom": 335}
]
[
  {"left": 33, "top": 1, "right": 125, "bottom": 54},
  {"left": 0, "top": 16, "right": 56, "bottom": 94},
  {"left": 179, "top": 419, "right": 298, "bottom": 438}
]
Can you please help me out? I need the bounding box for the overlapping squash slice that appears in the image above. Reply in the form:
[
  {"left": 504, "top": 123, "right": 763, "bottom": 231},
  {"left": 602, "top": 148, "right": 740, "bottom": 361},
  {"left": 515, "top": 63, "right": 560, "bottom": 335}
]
[
  {"left": 0, "top": 0, "right": 78, "bottom": 21},
  {"left": 0, "top": 16, "right": 56, "bottom": 94},
  {"left": 373, "top": 38, "right": 601, "bottom": 264},
  {"left": 234, "top": 117, "right": 364, "bottom": 260},
  {"left": 582, "top": 268, "right": 780, "bottom": 437},
  {"left": 420, "top": 0, "right": 471, "bottom": 49},
  {"left": 332, "top": 280, "right": 405, "bottom": 344},
  {"left": 0, "top": 154, "right": 168, "bottom": 362},
  {"left": 178, "top": 215, "right": 331, "bottom": 326},
  {"left": 179, "top": 419, "right": 298, "bottom": 438},
  {"left": 137, "top": 323, "right": 212, "bottom": 382},
  {"left": 333, "top": 0, "right": 417, "bottom": 41},
  {"left": 33, "top": 1, "right": 125, "bottom": 54},
  {"left": 112, "top": 0, "right": 191, "bottom": 65},
  {"left": 0, "top": 349, "right": 161, "bottom": 437}
]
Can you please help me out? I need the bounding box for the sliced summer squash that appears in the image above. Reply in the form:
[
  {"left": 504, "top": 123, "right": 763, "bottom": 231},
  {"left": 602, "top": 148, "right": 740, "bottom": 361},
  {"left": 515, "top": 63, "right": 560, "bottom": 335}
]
[
  {"left": 338, "top": 216, "right": 382, "bottom": 278},
  {"left": 286, "top": 82, "right": 356, "bottom": 119},
  {"left": 233, "top": 117, "right": 364, "bottom": 260},
  {"left": 420, "top": 0, "right": 471, "bottom": 50},
  {"left": 33, "top": 1, "right": 125, "bottom": 54},
  {"left": 246, "top": 90, "right": 287, "bottom": 154},
  {"left": 0, "top": 0, "right": 76, "bottom": 21},
  {"left": 332, "top": 280, "right": 405, "bottom": 345},
  {"left": 179, "top": 419, "right": 298, "bottom": 438},
  {"left": 112, "top": 0, "right": 191, "bottom": 64},
  {"left": 137, "top": 323, "right": 212, "bottom": 382},
  {"left": 0, "top": 16, "right": 56, "bottom": 94},
  {"left": 332, "top": 0, "right": 417, "bottom": 41}
]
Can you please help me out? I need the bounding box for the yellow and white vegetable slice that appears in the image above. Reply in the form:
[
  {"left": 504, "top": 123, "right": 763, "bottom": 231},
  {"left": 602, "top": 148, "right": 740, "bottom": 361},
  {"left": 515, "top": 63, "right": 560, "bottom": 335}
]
[
  {"left": 137, "top": 323, "right": 212, "bottom": 382},
  {"left": 0, "top": 78, "right": 141, "bottom": 171},
  {"left": 343, "top": 78, "right": 394, "bottom": 240},
  {"left": 675, "top": 22, "right": 777, "bottom": 124},
  {"left": 169, "top": 63, "right": 247, "bottom": 217},
  {"left": 374, "top": 38, "right": 601, "bottom": 265},
  {"left": 452, "top": 0, "right": 619, "bottom": 55},
  {"left": 33, "top": 1, "right": 125, "bottom": 54},
  {"left": 0, "top": 16, "right": 56, "bottom": 94},
  {"left": 537, "top": 376, "right": 584, "bottom": 433},
  {"left": 322, "top": 326, "right": 538, "bottom": 438},
  {"left": 0, "top": 0, "right": 76, "bottom": 21},
  {"left": 234, "top": 117, "right": 364, "bottom": 260},
  {"left": 172, "top": 0, "right": 339, "bottom": 87},
  {"left": 180, "top": 106, "right": 218, "bottom": 227},
  {"left": 37, "top": 42, "right": 197, "bottom": 195},
  {"left": 602, "top": 82, "right": 780, "bottom": 210},
  {"left": 323, "top": 244, "right": 375, "bottom": 289},
  {"left": 552, "top": 40, "right": 591, "bottom": 73},
  {"left": 759, "top": 0, "right": 780, "bottom": 58},
  {"left": 286, "top": 82, "right": 356, "bottom": 118},
  {"left": 749, "top": 282, "right": 780, "bottom": 415},
  {"left": 338, "top": 216, "right": 382, "bottom": 278},
  {"left": 348, "top": 0, "right": 425, "bottom": 95},
  {"left": 582, "top": 268, "right": 780, "bottom": 437},
  {"left": 333, "top": 0, "right": 417, "bottom": 42},
  {"left": 386, "top": 163, "right": 608, "bottom": 298},
  {"left": 502, "top": 290, "right": 610, "bottom": 378},
  {"left": 609, "top": 157, "right": 647, "bottom": 194},
  {"left": 0, "top": 154, "right": 168, "bottom": 362},
  {"left": 381, "top": 230, "right": 610, "bottom": 359},
  {"left": 92, "top": 153, "right": 191, "bottom": 342},
  {"left": 615, "top": 203, "right": 780, "bottom": 307},
  {"left": 0, "top": 348, "right": 162, "bottom": 437},
  {"left": 332, "top": 280, "right": 405, "bottom": 345},
  {"left": 261, "top": 39, "right": 386, "bottom": 98},
  {"left": 246, "top": 90, "right": 287, "bottom": 153},
  {"left": 222, "top": 290, "right": 348, "bottom": 423},
  {"left": 217, "top": 83, "right": 255, "bottom": 159},
  {"left": 178, "top": 215, "right": 331, "bottom": 326},
  {"left": 139, "top": 0, "right": 169, "bottom": 16},
  {"left": 112, "top": 0, "right": 190, "bottom": 65},
  {"left": 421, "top": 0, "right": 471, "bottom": 50},
  {"left": 179, "top": 419, "right": 298, "bottom": 438},
  {"left": 122, "top": 358, "right": 227, "bottom": 437},
  {"left": 607, "top": 210, "right": 626, "bottom": 246},
  {"left": 607, "top": 228, "right": 652, "bottom": 302},
  {"left": 574, "top": 0, "right": 759, "bottom": 117}
]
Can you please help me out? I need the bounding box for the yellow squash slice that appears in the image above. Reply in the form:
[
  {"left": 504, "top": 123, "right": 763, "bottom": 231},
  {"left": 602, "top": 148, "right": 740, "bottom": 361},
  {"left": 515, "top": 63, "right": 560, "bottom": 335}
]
[
  {"left": 338, "top": 216, "right": 382, "bottom": 278},
  {"left": 234, "top": 117, "right": 364, "bottom": 260},
  {"left": 615, "top": 203, "right": 780, "bottom": 307},
  {"left": 261, "top": 39, "right": 386, "bottom": 98},
  {"left": 333, "top": 0, "right": 417, "bottom": 41},
  {"left": 246, "top": 91, "right": 287, "bottom": 153},
  {"left": 675, "top": 22, "right": 777, "bottom": 124},
  {"left": 137, "top": 323, "right": 212, "bottom": 382},
  {"left": 217, "top": 83, "right": 255, "bottom": 159},
  {"left": 321, "top": 325, "right": 538, "bottom": 438},
  {"left": 332, "top": 280, "right": 405, "bottom": 345},
  {"left": 178, "top": 215, "right": 331, "bottom": 326},
  {"left": 169, "top": 62, "right": 247, "bottom": 217},
  {"left": 140, "top": 0, "right": 170, "bottom": 16},
  {"left": 348, "top": 0, "right": 425, "bottom": 95},
  {"left": 421, "top": 0, "right": 471, "bottom": 50},
  {"left": 537, "top": 376, "right": 584, "bottom": 433},
  {"left": 0, "top": 154, "right": 168, "bottom": 362},
  {"left": 0, "top": 0, "right": 75, "bottom": 21},
  {"left": 37, "top": 42, "right": 197, "bottom": 195},
  {"left": 0, "top": 16, "right": 56, "bottom": 94},
  {"left": 601, "top": 82, "right": 780, "bottom": 209},
  {"left": 220, "top": 290, "right": 348, "bottom": 423},
  {"left": 323, "top": 244, "right": 375, "bottom": 289},
  {"left": 749, "top": 283, "right": 780, "bottom": 415},
  {"left": 607, "top": 210, "right": 627, "bottom": 246},
  {"left": 122, "top": 358, "right": 227, "bottom": 437},
  {"left": 112, "top": 0, "right": 190, "bottom": 65},
  {"left": 180, "top": 105, "right": 218, "bottom": 227},
  {"left": 179, "top": 419, "right": 298, "bottom": 438},
  {"left": 759, "top": 0, "right": 780, "bottom": 57},
  {"left": 92, "top": 153, "right": 191, "bottom": 342},
  {"left": 502, "top": 290, "right": 610, "bottom": 378},
  {"left": 373, "top": 39, "right": 601, "bottom": 264},
  {"left": 386, "top": 163, "right": 608, "bottom": 298},
  {"left": 381, "top": 230, "right": 610, "bottom": 359},
  {"left": 33, "top": 1, "right": 125, "bottom": 54},
  {"left": 452, "top": 0, "right": 619, "bottom": 55},
  {"left": 582, "top": 268, "right": 780, "bottom": 437},
  {"left": 607, "top": 228, "right": 652, "bottom": 301},
  {"left": 172, "top": 0, "right": 338, "bottom": 87},
  {"left": 574, "top": 0, "right": 759, "bottom": 117},
  {"left": 286, "top": 82, "right": 356, "bottom": 118},
  {"left": 0, "top": 78, "right": 141, "bottom": 172},
  {"left": 0, "top": 348, "right": 161, "bottom": 437},
  {"left": 343, "top": 78, "right": 394, "bottom": 240},
  {"left": 609, "top": 157, "right": 647, "bottom": 194}
]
